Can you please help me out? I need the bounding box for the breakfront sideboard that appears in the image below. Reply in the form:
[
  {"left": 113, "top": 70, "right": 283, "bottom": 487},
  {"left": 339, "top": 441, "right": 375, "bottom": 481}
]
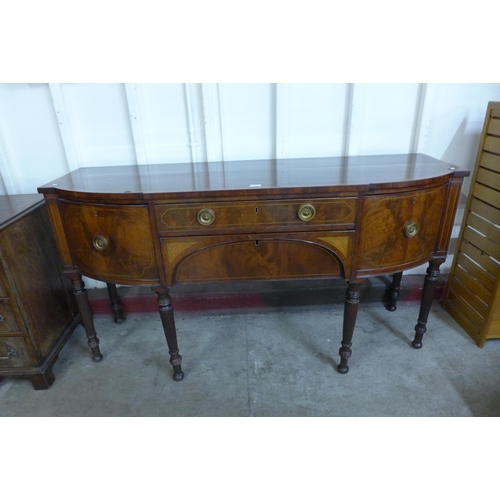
[{"left": 38, "top": 154, "right": 469, "bottom": 380}]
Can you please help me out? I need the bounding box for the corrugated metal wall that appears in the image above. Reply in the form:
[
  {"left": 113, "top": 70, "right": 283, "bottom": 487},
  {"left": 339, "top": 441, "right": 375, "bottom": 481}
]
[{"left": 1, "top": 83, "right": 499, "bottom": 287}]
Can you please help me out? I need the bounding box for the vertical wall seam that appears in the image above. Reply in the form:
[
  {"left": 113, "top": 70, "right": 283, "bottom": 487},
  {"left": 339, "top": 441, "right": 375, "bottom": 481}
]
[
  {"left": 0, "top": 128, "right": 20, "bottom": 194},
  {"left": 343, "top": 83, "right": 354, "bottom": 157},
  {"left": 184, "top": 83, "right": 199, "bottom": 165},
  {"left": 48, "top": 83, "right": 78, "bottom": 172},
  {"left": 410, "top": 83, "right": 427, "bottom": 154},
  {"left": 124, "top": 83, "right": 148, "bottom": 165}
]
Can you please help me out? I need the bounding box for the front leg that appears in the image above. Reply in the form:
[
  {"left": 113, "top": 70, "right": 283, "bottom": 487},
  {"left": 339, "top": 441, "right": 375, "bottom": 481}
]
[
  {"left": 153, "top": 287, "right": 184, "bottom": 381},
  {"left": 69, "top": 273, "right": 103, "bottom": 362},
  {"left": 412, "top": 259, "right": 442, "bottom": 349},
  {"left": 338, "top": 280, "right": 364, "bottom": 374}
]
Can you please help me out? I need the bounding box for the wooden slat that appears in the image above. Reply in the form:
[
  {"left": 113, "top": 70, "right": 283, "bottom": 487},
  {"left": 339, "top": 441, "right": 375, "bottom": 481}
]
[
  {"left": 447, "top": 288, "right": 486, "bottom": 331},
  {"left": 491, "top": 107, "right": 500, "bottom": 119},
  {"left": 476, "top": 167, "right": 500, "bottom": 191},
  {"left": 467, "top": 212, "right": 500, "bottom": 245},
  {"left": 448, "top": 275, "right": 488, "bottom": 318},
  {"left": 473, "top": 183, "right": 500, "bottom": 209},
  {"left": 463, "top": 226, "right": 500, "bottom": 262},
  {"left": 457, "top": 250, "right": 496, "bottom": 291},
  {"left": 470, "top": 198, "right": 500, "bottom": 227},
  {"left": 487, "top": 118, "right": 500, "bottom": 137},
  {"left": 454, "top": 265, "right": 492, "bottom": 305},
  {"left": 459, "top": 239, "right": 500, "bottom": 277},
  {"left": 483, "top": 135, "right": 500, "bottom": 155},
  {"left": 443, "top": 300, "right": 481, "bottom": 342},
  {"left": 479, "top": 151, "right": 500, "bottom": 172}
]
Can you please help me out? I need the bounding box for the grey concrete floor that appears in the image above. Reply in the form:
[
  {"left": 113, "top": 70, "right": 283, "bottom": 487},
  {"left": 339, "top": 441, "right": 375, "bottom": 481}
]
[{"left": 1, "top": 301, "right": 499, "bottom": 416}]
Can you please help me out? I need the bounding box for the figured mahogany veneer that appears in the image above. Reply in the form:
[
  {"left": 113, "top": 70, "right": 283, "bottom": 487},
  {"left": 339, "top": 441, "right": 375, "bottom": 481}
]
[{"left": 38, "top": 154, "right": 469, "bottom": 379}]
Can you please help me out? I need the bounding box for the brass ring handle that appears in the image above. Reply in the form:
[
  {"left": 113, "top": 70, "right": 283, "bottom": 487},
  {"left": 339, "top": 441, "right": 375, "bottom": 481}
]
[
  {"left": 93, "top": 234, "right": 109, "bottom": 251},
  {"left": 405, "top": 221, "right": 419, "bottom": 238},
  {"left": 298, "top": 203, "right": 316, "bottom": 222},
  {"left": 197, "top": 208, "right": 216, "bottom": 226}
]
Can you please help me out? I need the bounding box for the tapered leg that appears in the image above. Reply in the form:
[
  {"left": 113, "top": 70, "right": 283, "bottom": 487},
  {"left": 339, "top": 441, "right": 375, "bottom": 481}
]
[
  {"left": 106, "top": 282, "right": 125, "bottom": 324},
  {"left": 412, "top": 259, "right": 442, "bottom": 349},
  {"left": 338, "top": 281, "right": 364, "bottom": 374},
  {"left": 154, "top": 287, "right": 184, "bottom": 381},
  {"left": 386, "top": 271, "right": 403, "bottom": 311},
  {"left": 69, "top": 274, "right": 103, "bottom": 362}
]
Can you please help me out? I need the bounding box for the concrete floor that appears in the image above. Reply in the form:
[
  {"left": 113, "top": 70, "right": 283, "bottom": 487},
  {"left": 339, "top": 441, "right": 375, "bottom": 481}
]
[{"left": 1, "top": 300, "right": 499, "bottom": 416}]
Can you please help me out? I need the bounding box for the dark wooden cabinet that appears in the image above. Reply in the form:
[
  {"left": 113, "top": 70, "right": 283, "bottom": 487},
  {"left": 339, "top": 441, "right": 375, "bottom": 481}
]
[
  {"left": 0, "top": 195, "right": 80, "bottom": 389},
  {"left": 38, "top": 154, "right": 469, "bottom": 380}
]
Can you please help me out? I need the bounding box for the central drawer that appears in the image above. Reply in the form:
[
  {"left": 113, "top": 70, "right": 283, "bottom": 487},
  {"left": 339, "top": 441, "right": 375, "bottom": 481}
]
[{"left": 156, "top": 198, "right": 356, "bottom": 234}]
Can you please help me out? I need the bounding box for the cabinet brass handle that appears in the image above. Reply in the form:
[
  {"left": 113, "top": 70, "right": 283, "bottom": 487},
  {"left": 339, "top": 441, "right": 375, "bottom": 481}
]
[
  {"left": 405, "top": 221, "right": 419, "bottom": 238},
  {"left": 0, "top": 347, "right": 17, "bottom": 360},
  {"left": 298, "top": 203, "right": 316, "bottom": 222},
  {"left": 93, "top": 234, "right": 109, "bottom": 251},
  {"left": 197, "top": 208, "right": 216, "bottom": 226}
]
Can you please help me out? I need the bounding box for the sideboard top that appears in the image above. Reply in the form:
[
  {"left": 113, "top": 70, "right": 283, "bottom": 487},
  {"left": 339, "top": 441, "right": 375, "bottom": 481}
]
[{"left": 38, "top": 154, "right": 469, "bottom": 200}]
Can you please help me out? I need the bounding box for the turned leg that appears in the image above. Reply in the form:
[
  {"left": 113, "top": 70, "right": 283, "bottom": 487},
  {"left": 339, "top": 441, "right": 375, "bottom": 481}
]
[
  {"left": 154, "top": 287, "right": 184, "bottom": 381},
  {"left": 69, "top": 274, "right": 103, "bottom": 362},
  {"left": 386, "top": 271, "right": 403, "bottom": 311},
  {"left": 412, "top": 259, "right": 442, "bottom": 349},
  {"left": 106, "top": 283, "right": 125, "bottom": 324},
  {"left": 338, "top": 281, "right": 364, "bottom": 374}
]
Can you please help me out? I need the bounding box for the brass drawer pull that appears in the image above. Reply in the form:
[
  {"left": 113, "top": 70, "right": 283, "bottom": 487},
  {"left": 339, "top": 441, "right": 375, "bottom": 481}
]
[
  {"left": 298, "top": 204, "right": 316, "bottom": 222},
  {"left": 197, "top": 208, "right": 216, "bottom": 226},
  {"left": 0, "top": 347, "right": 17, "bottom": 360},
  {"left": 405, "top": 221, "right": 419, "bottom": 238},
  {"left": 93, "top": 234, "right": 109, "bottom": 251}
]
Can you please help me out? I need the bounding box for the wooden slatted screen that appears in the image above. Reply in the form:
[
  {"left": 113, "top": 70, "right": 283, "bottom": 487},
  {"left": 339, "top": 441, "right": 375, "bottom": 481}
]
[{"left": 443, "top": 101, "right": 500, "bottom": 347}]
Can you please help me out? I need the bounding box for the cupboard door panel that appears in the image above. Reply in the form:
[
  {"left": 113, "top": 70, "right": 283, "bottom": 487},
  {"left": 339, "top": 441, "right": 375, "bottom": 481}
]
[
  {"left": 60, "top": 201, "right": 159, "bottom": 284},
  {"left": 358, "top": 185, "right": 446, "bottom": 273}
]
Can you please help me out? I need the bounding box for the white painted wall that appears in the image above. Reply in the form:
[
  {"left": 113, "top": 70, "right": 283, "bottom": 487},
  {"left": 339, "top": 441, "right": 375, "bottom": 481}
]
[{"left": 1, "top": 83, "right": 499, "bottom": 287}]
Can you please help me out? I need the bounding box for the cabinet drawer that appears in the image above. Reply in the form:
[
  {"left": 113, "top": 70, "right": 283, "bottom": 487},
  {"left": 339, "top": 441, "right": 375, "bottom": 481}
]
[
  {"left": 0, "top": 336, "right": 32, "bottom": 368},
  {"left": 358, "top": 185, "right": 447, "bottom": 273},
  {"left": 60, "top": 201, "right": 159, "bottom": 285},
  {"left": 156, "top": 198, "right": 356, "bottom": 234},
  {"left": 0, "top": 299, "right": 20, "bottom": 333},
  {"left": 161, "top": 232, "right": 352, "bottom": 285}
]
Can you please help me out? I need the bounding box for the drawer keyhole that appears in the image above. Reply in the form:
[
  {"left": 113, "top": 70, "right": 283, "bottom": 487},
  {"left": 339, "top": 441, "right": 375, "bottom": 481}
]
[{"left": 255, "top": 240, "right": 259, "bottom": 246}]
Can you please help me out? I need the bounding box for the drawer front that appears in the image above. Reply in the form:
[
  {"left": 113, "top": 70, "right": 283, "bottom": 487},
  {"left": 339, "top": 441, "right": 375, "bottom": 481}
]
[
  {"left": 60, "top": 201, "right": 159, "bottom": 285},
  {"left": 0, "top": 299, "right": 21, "bottom": 333},
  {"left": 156, "top": 198, "right": 357, "bottom": 234},
  {"left": 161, "top": 232, "right": 353, "bottom": 285},
  {"left": 358, "top": 185, "right": 447, "bottom": 273},
  {"left": 0, "top": 336, "right": 32, "bottom": 368}
]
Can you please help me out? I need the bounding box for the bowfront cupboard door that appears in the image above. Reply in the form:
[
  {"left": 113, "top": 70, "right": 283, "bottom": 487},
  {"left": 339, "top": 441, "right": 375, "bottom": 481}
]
[
  {"left": 60, "top": 201, "right": 160, "bottom": 285},
  {"left": 357, "top": 185, "right": 447, "bottom": 276}
]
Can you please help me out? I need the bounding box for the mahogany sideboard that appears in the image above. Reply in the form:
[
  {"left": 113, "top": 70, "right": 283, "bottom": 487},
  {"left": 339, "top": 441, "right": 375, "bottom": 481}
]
[
  {"left": 0, "top": 194, "right": 80, "bottom": 389},
  {"left": 38, "top": 154, "right": 469, "bottom": 380}
]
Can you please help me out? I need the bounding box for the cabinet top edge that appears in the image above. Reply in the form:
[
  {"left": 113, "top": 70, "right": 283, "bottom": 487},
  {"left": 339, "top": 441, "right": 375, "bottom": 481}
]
[{"left": 37, "top": 154, "right": 470, "bottom": 199}]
